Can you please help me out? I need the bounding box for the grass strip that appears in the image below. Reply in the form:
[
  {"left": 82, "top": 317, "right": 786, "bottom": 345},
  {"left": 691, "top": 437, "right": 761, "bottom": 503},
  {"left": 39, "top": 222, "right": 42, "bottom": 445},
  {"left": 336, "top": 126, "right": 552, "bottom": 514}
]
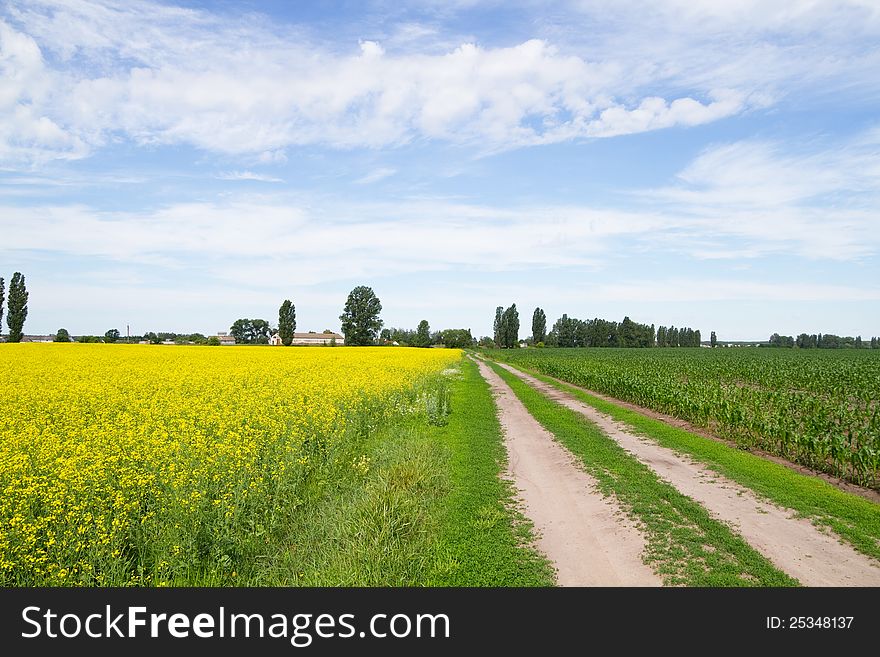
[
  {"left": 426, "top": 357, "right": 554, "bottom": 586},
  {"left": 503, "top": 363, "right": 880, "bottom": 563},
  {"left": 252, "top": 357, "right": 553, "bottom": 586},
  {"left": 488, "top": 361, "right": 798, "bottom": 587}
]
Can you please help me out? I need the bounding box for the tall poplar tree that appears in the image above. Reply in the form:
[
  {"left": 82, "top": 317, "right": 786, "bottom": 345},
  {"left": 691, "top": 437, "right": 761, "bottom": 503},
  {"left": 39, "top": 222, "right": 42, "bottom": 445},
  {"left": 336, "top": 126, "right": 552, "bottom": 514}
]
[
  {"left": 278, "top": 299, "right": 296, "bottom": 346},
  {"left": 493, "top": 306, "right": 503, "bottom": 347},
  {"left": 6, "top": 272, "right": 28, "bottom": 343},
  {"left": 532, "top": 307, "right": 546, "bottom": 344}
]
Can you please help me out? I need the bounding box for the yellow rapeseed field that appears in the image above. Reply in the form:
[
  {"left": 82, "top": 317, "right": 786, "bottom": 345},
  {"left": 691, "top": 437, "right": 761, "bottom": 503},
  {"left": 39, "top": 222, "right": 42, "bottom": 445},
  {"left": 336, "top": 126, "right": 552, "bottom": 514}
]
[{"left": 0, "top": 343, "right": 460, "bottom": 586}]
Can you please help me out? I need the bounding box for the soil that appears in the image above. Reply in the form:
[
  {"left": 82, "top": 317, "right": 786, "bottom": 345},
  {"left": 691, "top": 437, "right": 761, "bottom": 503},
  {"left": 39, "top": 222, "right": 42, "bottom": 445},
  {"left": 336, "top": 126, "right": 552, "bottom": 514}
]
[
  {"left": 474, "top": 358, "right": 661, "bottom": 586},
  {"left": 497, "top": 363, "right": 880, "bottom": 587}
]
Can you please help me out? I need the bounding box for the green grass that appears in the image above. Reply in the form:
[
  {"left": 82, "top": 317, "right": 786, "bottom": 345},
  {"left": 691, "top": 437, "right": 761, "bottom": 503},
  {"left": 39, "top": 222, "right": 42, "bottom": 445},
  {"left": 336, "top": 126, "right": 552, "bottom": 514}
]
[
  {"left": 502, "top": 363, "right": 880, "bottom": 563},
  {"left": 250, "top": 357, "right": 554, "bottom": 586},
  {"left": 488, "top": 360, "right": 798, "bottom": 586}
]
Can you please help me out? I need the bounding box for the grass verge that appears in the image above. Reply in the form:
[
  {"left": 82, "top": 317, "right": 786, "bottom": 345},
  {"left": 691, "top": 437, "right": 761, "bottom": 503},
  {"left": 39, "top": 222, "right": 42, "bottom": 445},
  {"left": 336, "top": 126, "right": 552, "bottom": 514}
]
[
  {"left": 488, "top": 361, "right": 798, "bottom": 586},
  {"left": 503, "top": 363, "right": 880, "bottom": 563},
  {"left": 250, "top": 357, "right": 553, "bottom": 586}
]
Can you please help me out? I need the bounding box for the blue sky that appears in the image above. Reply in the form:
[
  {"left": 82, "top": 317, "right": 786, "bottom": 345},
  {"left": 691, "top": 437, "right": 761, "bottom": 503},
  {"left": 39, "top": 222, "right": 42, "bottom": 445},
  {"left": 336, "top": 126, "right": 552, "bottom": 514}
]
[{"left": 1, "top": 0, "right": 879, "bottom": 340}]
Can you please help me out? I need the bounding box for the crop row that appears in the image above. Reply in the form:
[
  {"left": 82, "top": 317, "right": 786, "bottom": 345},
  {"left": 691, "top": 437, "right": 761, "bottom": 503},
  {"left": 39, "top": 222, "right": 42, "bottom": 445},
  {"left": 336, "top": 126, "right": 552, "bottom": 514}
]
[{"left": 494, "top": 348, "right": 880, "bottom": 488}]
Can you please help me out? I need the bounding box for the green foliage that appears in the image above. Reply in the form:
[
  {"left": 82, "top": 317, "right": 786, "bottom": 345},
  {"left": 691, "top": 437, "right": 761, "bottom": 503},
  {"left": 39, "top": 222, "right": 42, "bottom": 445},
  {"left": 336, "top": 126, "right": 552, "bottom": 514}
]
[
  {"left": 278, "top": 299, "right": 296, "bottom": 346},
  {"left": 412, "top": 319, "right": 431, "bottom": 347},
  {"left": 494, "top": 347, "right": 880, "bottom": 488},
  {"left": 656, "top": 324, "right": 699, "bottom": 347},
  {"left": 494, "top": 303, "right": 519, "bottom": 348},
  {"left": 440, "top": 328, "right": 473, "bottom": 349},
  {"left": 339, "top": 285, "right": 383, "bottom": 346},
  {"left": 531, "top": 307, "right": 546, "bottom": 344},
  {"left": 206, "top": 336, "right": 221, "bottom": 346},
  {"left": 144, "top": 332, "right": 161, "bottom": 344},
  {"left": 6, "top": 272, "right": 28, "bottom": 343},
  {"left": 104, "top": 328, "right": 120, "bottom": 343},
  {"left": 54, "top": 328, "right": 71, "bottom": 342},
  {"left": 247, "top": 359, "right": 552, "bottom": 585},
  {"left": 230, "top": 318, "right": 271, "bottom": 344}
]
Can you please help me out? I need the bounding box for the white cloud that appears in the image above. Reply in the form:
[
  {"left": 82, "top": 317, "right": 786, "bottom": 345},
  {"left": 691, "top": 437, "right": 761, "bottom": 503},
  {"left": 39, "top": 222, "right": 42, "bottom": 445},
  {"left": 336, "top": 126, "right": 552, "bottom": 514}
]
[
  {"left": 216, "top": 171, "right": 284, "bottom": 183},
  {"left": 637, "top": 129, "right": 880, "bottom": 260},
  {"left": 0, "top": 1, "right": 785, "bottom": 165},
  {"left": 354, "top": 167, "right": 397, "bottom": 184}
]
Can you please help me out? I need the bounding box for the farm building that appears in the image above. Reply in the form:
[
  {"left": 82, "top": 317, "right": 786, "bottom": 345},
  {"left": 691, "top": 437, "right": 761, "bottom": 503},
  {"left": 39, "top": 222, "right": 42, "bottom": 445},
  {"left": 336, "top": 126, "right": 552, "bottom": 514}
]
[
  {"left": 270, "top": 332, "right": 345, "bottom": 346},
  {"left": 213, "top": 332, "right": 236, "bottom": 346}
]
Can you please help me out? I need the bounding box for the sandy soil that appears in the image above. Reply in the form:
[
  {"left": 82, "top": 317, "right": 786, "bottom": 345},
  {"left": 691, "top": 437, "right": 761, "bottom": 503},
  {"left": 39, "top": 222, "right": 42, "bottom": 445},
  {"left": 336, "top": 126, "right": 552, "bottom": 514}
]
[
  {"left": 496, "top": 362, "right": 880, "bottom": 587},
  {"left": 474, "top": 358, "right": 661, "bottom": 586}
]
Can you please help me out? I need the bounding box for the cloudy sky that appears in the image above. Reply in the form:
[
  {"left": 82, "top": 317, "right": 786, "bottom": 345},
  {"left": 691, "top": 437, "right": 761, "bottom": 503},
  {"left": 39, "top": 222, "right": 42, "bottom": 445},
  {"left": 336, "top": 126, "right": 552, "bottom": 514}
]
[{"left": 1, "top": 0, "right": 879, "bottom": 340}]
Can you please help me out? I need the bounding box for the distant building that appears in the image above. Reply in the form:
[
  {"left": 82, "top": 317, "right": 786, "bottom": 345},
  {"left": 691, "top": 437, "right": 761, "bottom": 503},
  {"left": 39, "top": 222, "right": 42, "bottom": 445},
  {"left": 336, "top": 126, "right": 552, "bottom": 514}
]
[
  {"left": 213, "top": 332, "right": 236, "bottom": 346},
  {"left": 291, "top": 332, "right": 344, "bottom": 346},
  {"left": 22, "top": 335, "right": 54, "bottom": 343},
  {"left": 269, "top": 333, "right": 283, "bottom": 346}
]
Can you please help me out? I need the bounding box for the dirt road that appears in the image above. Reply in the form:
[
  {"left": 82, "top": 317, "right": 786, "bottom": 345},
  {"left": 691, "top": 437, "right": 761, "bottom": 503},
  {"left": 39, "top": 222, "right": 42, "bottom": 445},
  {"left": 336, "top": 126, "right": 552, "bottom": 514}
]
[
  {"left": 495, "top": 362, "right": 880, "bottom": 587},
  {"left": 474, "top": 358, "right": 661, "bottom": 586}
]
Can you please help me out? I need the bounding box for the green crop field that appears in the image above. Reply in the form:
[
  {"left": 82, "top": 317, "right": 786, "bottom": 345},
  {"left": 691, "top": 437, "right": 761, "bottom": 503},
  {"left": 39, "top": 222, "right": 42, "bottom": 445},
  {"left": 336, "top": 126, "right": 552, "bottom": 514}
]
[{"left": 491, "top": 348, "right": 880, "bottom": 489}]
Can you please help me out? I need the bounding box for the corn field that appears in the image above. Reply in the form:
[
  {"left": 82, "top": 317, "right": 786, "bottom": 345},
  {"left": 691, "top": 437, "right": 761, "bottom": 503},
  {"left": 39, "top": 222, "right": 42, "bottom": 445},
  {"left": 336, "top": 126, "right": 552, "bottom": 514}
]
[{"left": 495, "top": 348, "right": 880, "bottom": 488}]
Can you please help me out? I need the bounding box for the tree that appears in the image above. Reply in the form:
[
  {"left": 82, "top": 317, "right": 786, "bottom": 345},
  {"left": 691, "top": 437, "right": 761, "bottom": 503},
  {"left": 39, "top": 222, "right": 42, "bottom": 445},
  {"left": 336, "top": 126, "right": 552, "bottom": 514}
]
[
  {"left": 206, "top": 336, "right": 221, "bottom": 346},
  {"left": 278, "top": 300, "right": 296, "bottom": 346},
  {"left": 619, "top": 316, "right": 638, "bottom": 348},
  {"left": 339, "top": 285, "right": 383, "bottom": 346},
  {"left": 441, "top": 328, "right": 473, "bottom": 348},
  {"left": 104, "top": 328, "right": 120, "bottom": 343},
  {"left": 532, "top": 307, "right": 546, "bottom": 344},
  {"left": 499, "top": 304, "right": 519, "bottom": 348},
  {"left": 230, "top": 318, "right": 271, "bottom": 344},
  {"left": 493, "top": 306, "right": 503, "bottom": 347},
  {"left": 6, "top": 272, "right": 28, "bottom": 343},
  {"left": 710, "top": 331, "right": 717, "bottom": 348},
  {"left": 54, "top": 328, "right": 71, "bottom": 342},
  {"left": 0, "top": 276, "right": 4, "bottom": 334},
  {"left": 144, "top": 331, "right": 160, "bottom": 344},
  {"left": 413, "top": 320, "right": 431, "bottom": 347}
]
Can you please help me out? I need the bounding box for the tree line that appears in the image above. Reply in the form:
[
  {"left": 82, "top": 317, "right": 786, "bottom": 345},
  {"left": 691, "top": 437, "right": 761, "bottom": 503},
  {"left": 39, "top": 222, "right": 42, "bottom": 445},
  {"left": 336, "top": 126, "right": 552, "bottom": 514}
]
[
  {"left": 768, "top": 332, "right": 880, "bottom": 349},
  {"left": 488, "top": 304, "right": 701, "bottom": 348}
]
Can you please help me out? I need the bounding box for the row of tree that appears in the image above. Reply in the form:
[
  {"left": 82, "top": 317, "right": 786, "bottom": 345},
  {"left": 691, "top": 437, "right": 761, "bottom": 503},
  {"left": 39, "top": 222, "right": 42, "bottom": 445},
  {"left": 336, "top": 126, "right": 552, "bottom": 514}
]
[
  {"left": 241, "top": 286, "right": 474, "bottom": 348},
  {"left": 494, "top": 304, "right": 520, "bottom": 348},
  {"left": 379, "top": 322, "right": 474, "bottom": 348},
  {"left": 769, "top": 333, "right": 880, "bottom": 349},
  {"left": 519, "top": 306, "right": 701, "bottom": 348},
  {"left": 0, "top": 273, "right": 29, "bottom": 342},
  {"left": 656, "top": 325, "right": 702, "bottom": 348}
]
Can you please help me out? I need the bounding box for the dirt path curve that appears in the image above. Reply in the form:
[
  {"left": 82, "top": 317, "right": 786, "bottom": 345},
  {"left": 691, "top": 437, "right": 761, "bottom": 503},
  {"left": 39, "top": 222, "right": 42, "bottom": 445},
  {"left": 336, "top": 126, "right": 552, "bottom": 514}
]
[
  {"left": 474, "top": 357, "right": 661, "bottom": 586},
  {"left": 495, "top": 362, "right": 880, "bottom": 587}
]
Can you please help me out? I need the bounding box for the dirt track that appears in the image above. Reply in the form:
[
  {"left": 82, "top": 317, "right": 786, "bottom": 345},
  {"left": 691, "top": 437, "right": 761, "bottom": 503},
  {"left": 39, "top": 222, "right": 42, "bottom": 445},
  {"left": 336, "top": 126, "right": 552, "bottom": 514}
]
[
  {"left": 475, "top": 358, "right": 661, "bottom": 586},
  {"left": 495, "top": 362, "right": 880, "bottom": 587}
]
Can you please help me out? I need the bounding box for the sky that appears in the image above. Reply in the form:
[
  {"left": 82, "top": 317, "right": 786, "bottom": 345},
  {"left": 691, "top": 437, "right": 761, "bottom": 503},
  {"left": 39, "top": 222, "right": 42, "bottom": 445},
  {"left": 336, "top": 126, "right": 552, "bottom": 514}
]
[{"left": 1, "top": 0, "right": 879, "bottom": 340}]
